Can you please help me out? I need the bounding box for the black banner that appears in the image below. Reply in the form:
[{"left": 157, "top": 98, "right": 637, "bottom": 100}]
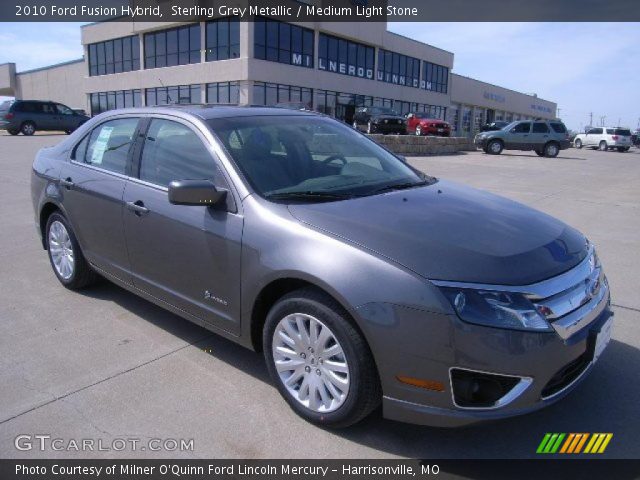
[
  {"left": 1, "top": 460, "right": 639, "bottom": 480},
  {"left": 6, "top": 0, "right": 640, "bottom": 22}
]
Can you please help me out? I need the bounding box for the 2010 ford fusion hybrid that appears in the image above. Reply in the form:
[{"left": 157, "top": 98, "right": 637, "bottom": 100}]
[{"left": 31, "top": 106, "right": 613, "bottom": 428}]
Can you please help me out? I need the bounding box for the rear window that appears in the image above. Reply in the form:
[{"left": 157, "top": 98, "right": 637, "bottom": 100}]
[
  {"left": 615, "top": 129, "right": 631, "bottom": 136},
  {"left": 532, "top": 122, "right": 550, "bottom": 133},
  {"left": 550, "top": 122, "right": 567, "bottom": 133},
  {"left": 606, "top": 129, "right": 615, "bottom": 134},
  {"left": 0, "top": 100, "right": 13, "bottom": 111}
]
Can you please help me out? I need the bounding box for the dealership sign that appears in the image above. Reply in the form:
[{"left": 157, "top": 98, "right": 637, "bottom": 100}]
[{"left": 318, "top": 58, "right": 373, "bottom": 79}]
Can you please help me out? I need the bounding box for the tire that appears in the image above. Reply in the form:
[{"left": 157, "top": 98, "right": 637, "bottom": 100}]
[
  {"left": 599, "top": 140, "right": 608, "bottom": 151},
  {"left": 45, "top": 212, "right": 98, "bottom": 290},
  {"left": 574, "top": 139, "right": 582, "bottom": 149},
  {"left": 482, "top": 146, "right": 489, "bottom": 154},
  {"left": 415, "top": 125, "right": 422, "bottom": 136},
  {"left": 534, "top": 149, "right": 545, "bottom": 157},
  {"left": 544, "top": 142, "right": 560, "bottom": 158},
  {"left": 7, "top": 128, "right": 19, "bottom": 136},
  {"left": 21, "top": 121, "right": 36, "bottom": 136},
  {"left": 486, "top": 139, "right": 503, "bottom": 155},
  {"left": 263, "top": 288, "right": 381, "bottom": 428}
]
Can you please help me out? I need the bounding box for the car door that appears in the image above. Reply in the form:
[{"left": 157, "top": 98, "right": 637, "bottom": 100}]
[
  {"left": 506, "top": 121, "right": 531, "bottom": 149},
  {"left": 530, "top": 122, "right": 551, "bottom": 147},
  {"left": 59, "top": 116, "right": 140, "bottom": 283},
  {"left": 406, "top": 113, "right": 417, "bottom": 133},
  {"left": 54, "top": 103, "right": 79, "bottom": 131},
  {"left": 122, "top": 116, "right": 243, "bottom": 334}
]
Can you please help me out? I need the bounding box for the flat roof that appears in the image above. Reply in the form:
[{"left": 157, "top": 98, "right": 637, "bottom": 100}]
[
  {"left": 18, "top": 58, "right": 84, "bottom": 75},
  {"left": 452, "top": 72, "right": 553, "bottom": 103}
]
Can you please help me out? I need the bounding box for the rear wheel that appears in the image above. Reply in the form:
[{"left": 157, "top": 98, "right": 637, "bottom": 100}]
[
  {"left": 599, "top": 140, "right": 608, "bottom": 151},
  {"left": 45, "top": 212, "right": 97, "bottom": 289},
  {"left": 487, "top": 139, "right": 503, "bottom": 155},
  {"left": 264, "top": 288, "right": 381, "bottom": 428},
  {"left": 544, "top": 142, "right": 560, "bottom": 158},
  {"left": 21, "top": 121, "right": 36, "bottom": 136},
  {"left": 574, "top": 139, "right": 582, "bottom": 149}
]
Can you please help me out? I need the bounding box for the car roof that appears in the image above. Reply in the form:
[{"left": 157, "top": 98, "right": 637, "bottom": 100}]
[{"left": 110, "top": 105, "right": 319, "bottom": 121}]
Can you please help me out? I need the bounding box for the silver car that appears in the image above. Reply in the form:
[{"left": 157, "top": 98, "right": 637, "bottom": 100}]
[{"left": 31, "top": 107, "right": 613, "bottom": 428}]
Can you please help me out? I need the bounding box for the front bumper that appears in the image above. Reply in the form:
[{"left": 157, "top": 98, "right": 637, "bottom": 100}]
[
  {"left": 356, "top": 250, "right": 613, "bottom": 427},
  {"left": 373, "top": 122, "right": 405, "bottom": 134}
]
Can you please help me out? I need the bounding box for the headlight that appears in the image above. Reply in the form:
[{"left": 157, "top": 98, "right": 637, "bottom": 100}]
[{"left": 440, "top": 288, "right": 552, "bottom": 331}]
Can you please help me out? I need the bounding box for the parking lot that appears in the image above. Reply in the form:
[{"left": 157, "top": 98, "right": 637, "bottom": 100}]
[{"left": 1, "top": 132, "right": 639, "bottom": 459}]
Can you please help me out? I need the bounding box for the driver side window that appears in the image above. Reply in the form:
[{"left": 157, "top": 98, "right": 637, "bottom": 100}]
[{"left": 139, "top": 119, "right": 227, "bottom": 189}]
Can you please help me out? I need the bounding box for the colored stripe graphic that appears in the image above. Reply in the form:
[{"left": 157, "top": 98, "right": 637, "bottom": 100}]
[{"left": 538, "top": 433, "right": 613, "bottom": 454}]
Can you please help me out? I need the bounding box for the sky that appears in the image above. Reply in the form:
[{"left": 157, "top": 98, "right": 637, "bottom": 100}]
[{"left": 1, "top": 22, "right": 638, "bottom": 131}]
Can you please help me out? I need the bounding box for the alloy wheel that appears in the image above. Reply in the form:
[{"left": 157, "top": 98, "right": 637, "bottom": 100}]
[
  {"left": 272, "top": 313, "right": 350, "bottom": 413},
  {"left": 48, "top": 220, "right": 75, "bottom": 280}
]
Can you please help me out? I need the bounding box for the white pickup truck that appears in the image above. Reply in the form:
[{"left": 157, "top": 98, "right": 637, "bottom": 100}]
[{"left": 574, "top": 127, "right": 632, "bottom": 152}]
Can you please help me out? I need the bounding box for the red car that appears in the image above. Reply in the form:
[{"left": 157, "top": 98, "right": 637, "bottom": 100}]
[{"left": 406, "top": 113, "right": 451, "bottom": 137}]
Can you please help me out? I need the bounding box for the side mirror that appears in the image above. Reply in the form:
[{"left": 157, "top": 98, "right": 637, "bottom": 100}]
[{"left": 168, "top": 180, "right": 227, "bottom": 207}]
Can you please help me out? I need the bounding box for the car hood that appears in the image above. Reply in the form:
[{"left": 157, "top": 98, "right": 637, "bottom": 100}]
[
  {"left": 288, "top": 180, "right": 587, "bottom": 285},
  {"left": 372, "top": 114, "right": 404, "bottom": 122}
]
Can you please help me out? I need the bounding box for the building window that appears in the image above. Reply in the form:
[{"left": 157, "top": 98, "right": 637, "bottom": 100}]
[
  {"left": 206, "top": 82, "right": 240, "bottom": 104},
  {"left": 144, "top": 24, "right": 200, "bottom": 69},
  {"left": 254, "top": 18, "right": 313, "bottom": 68},
  {"left": 422, "top": 62, "right": 449, "bottom": 94},
  {"left": 206, "top": 17, "right": 240, "bottom": 61},
  {"left": 89, "top": 36, "right": 140, "bottom": 76},
  {"left": 253, "top": 82, "right": 313, "bottom": 108},
  {"left": 89, "top": 89, "right": 141, "bottom": 116},
  {"left": 318, "top": 33, "right": 374, "bottom": 80},
  {"left": 145, "top": 84, "right": 201, "bottom": 106},
  {"left": 377, "top": 49, "right": 420, "bottom": 88}
]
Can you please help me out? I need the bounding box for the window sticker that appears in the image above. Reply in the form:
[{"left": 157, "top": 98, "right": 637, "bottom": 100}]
[{"left": 91, "top": 126, "right": 114, "bottom": 165}]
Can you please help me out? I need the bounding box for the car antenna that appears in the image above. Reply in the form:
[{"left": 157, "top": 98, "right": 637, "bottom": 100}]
[{"left": 158, "top": 78, "right": 173, "bottom": 104}]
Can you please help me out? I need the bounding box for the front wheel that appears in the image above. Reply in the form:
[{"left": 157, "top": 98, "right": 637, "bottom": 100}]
[
  {"left": 45, "top": 212, "right": 97, "bottom": 289},
  {"left": 574, "top": 139, "right": 582, "bottom": 149},
  {"left": 599, "top": 140, "right": 608, "bottom": 151},
  {"left": 486, "top": 139, "right": 503, "bottom": 155},
  {"left": 264, "top": 288, "right": 381, "bottom": 428}
]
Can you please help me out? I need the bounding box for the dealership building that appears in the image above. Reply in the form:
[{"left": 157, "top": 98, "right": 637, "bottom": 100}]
[{"left": 0, "top": 18, "right": 556, "bottom": 136}]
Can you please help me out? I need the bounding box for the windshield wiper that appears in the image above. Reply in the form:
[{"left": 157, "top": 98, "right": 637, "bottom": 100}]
[
  {"left": 367, "top": 180, "right": 430, "bottom": 196},
  {"left": 265, "top": 191, "right": 352, "bottom": 202}
]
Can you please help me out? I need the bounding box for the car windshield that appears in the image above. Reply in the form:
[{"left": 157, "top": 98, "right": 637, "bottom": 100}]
[
  {"left": 370, "top": 107, "right": 399, "bottom": 116},
  {"left": 210, "top": 115, "right": 432, "bottom": 201},
  {"left": 502, "top": 121, "right": 519, "bottom": 130}
]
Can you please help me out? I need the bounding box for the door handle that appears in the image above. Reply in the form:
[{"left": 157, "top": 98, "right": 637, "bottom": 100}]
[
  {"left": 126, "top": 200, "right": 150, "bottom": 216},
  {"left": 59, "top": 177, "right": 74, "bottom": 189}
]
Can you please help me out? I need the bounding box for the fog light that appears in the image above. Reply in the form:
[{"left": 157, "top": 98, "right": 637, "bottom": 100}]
[{"left": 450, "top": 368, "right": 528, "bottom": 409}]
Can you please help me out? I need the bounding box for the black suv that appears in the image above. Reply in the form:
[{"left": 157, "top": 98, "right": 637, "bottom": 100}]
[
  {"left": 0, "top": 100, "right": 89, "bottom": 136},
  {"left": 352, "top": 106, "right": 406, "bottom": 134}
]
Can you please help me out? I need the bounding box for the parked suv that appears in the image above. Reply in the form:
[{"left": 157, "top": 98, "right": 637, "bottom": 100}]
[
  {"left": 475, "top": 119, "right": 571, "bottom": 157},
  {"left": 406, "top": 113, "right": 451, "bottom": 137},
  {"left": 0, "top": 100, "right": 89, "bottom": 136},
  {"left": 32, "top": 107, "right": 612, "bottom": 428},
  {"left": 573, "top": 127, "right": 632, "bottom": 152},
  {"left": 352, "top": 106, "right": 406, "bottom": 134}
]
